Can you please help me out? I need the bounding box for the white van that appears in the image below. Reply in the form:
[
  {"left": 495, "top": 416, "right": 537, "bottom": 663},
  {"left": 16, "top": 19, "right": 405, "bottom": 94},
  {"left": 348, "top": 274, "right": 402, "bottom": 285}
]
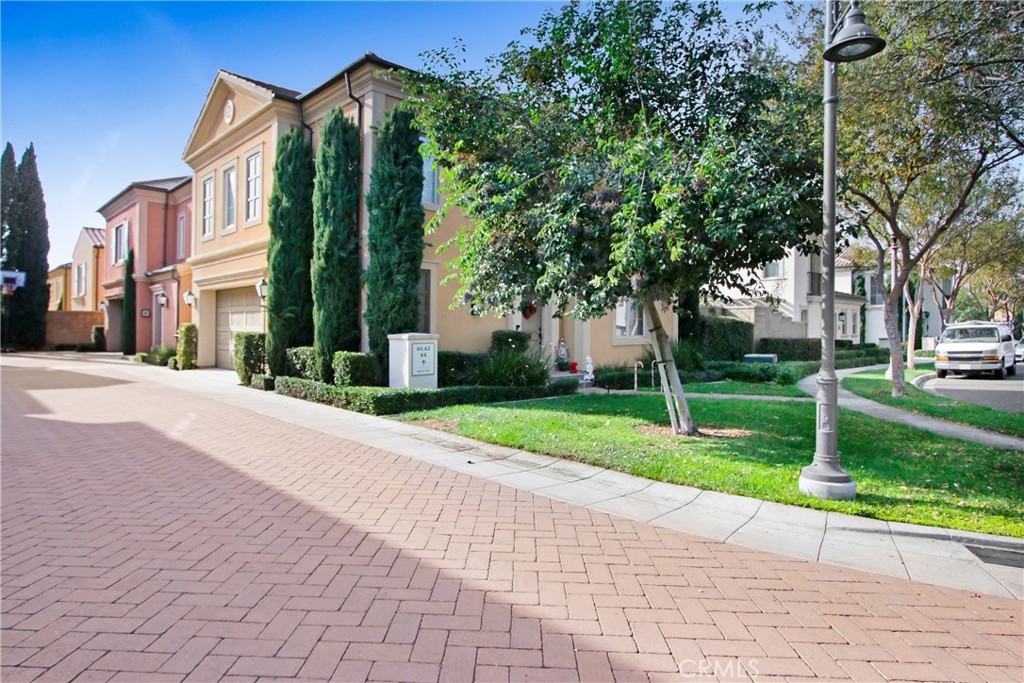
[{"left": 934, "top": 321, "right": 1017, "bottom": 379}]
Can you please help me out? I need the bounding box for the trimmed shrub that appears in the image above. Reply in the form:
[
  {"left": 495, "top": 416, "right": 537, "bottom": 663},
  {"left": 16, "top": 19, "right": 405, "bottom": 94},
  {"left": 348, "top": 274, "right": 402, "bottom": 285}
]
[
  {"left": 456, "top": 348, "right": 550, "bottom": 387},
  {"left": 332, "top": 351, "right": 378, "bottom": 387},
  {"left": 594, "top": 368, "right": 724, "bottom": 391},
  {"left": 439, "top": 351, "right": 486, "bottom": 387},
  {"left": 75, "top": 343, "right": 95, "bottom": 352},
  {"left": 285, "top": 346, "right": 317, "bottom": 380},
  {"left": 134, "top": 352, "right": 148, "bottom": 363},
  {"left": 167, "top": 357, "right": 178, "bottom": 371},
  {"left": 643, "top": 338, "right": 704, "bottom": 373},
  {"left": 250, "top": 374, "right": 275, "bottom": 391},
  {"left": 121, "top": 250, "right": 136, "bottom": 355},
  {"left": 233, "top": 332, "right": 266, "bottom": 385},
  {"left": 55, "top": 343, "right": 76, "bottom": 351},
  {"left": 275, "top": 376, "right": 578, "bottom": 416},
  {"left": 490, "top": 330, "right": 532, "bottom": 354},
  {"left": 700, "top": 316, "right": 753, "bottom": 361},
  {"left": 835, "top": 339, "right": 853, "bottom": 349},
  {"left": 150, "top": 345, "right": 176, "bottom": 366},
  {"left": 756, "top": 337, "right": 821, "bottom": 361},
  {"left": 176, "top": 323, "right": 198, "bottom": 370},
  {"left": 91, "top": 325, "right": 106, "bottom": 351}
]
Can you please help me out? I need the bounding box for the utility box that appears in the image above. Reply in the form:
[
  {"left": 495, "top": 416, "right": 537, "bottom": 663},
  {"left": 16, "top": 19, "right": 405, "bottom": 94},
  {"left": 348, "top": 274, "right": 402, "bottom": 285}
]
[
  {"left": 388, "top": 333, "right": 439, "bottom": 389},
  {"left": 744, "top": 353, "right": 778, "bottom": 363}
]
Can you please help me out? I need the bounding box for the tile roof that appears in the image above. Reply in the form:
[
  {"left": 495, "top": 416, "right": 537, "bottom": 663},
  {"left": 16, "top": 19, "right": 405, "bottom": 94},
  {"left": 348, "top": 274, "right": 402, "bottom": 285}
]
[
  {"left": 82, "top": 227, "right": 105, "bottom": 247},
  {"left": 97, "top": 177, "right": 191, "bottom": 214},
  {"left": 221, "top": 70, "right": 301, "bottom": 101}
]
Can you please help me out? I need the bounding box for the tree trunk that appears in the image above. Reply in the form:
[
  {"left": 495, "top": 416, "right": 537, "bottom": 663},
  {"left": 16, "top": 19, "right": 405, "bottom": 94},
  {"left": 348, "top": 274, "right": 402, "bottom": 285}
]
[
  {"left": 883, "top": 292, "right": 906, "bottom": 397},
  {"left": 644, "top": 298, "right": 697, "bottom": 436},
  {"left": 905, "top": 281, "right": 923, "bottom": 370}
]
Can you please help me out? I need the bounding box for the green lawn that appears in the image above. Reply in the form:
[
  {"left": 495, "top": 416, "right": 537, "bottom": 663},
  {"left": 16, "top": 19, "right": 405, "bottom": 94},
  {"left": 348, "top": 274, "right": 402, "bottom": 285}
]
[
  {"left": 842, "top": 369, "right": 1024, "bottom": 438},
  {"left": 398, "top": 394, "right": 1023, "bottom": 538},
  {"left": 673, "top": 380, "right": 808, "bottom": 398}
]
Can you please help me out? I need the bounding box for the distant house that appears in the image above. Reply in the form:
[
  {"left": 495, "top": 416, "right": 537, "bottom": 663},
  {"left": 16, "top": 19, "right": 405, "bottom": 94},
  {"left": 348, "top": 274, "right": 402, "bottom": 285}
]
[
  {"left": 97, "top": 177, "right": 193, "bottom": 352},
  {"left": 46, "top": 262, "right": 71, "bottom": 311},
  {"left": 69, "top": 227, "right": 105, "bottom": 311}
]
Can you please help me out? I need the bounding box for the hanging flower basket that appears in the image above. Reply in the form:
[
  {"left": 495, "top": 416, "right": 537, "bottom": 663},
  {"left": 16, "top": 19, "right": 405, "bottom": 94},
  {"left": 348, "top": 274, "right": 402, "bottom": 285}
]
[{"left": 521, "top": 300, "right": 537, "bottom": 319}]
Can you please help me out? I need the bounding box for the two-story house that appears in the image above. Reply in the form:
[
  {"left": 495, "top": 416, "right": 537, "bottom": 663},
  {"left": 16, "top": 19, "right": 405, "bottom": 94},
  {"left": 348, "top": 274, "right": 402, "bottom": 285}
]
[
  {"left": 69, "top": 227, "right": 105, "bottom": 311},
  {"left": 46, "top": 263, "right": 71, "bottom": 310},
  {"left": 183, "top": 53, "right": 676, "bottom": 370},
  {"left": 97, "top": 177, "right": 192, "bottom": 352}
]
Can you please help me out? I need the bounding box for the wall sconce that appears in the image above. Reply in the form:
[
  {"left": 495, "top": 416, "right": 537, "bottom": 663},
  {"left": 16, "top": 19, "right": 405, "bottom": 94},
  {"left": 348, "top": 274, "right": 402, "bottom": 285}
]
[
  {"left": 99, "top": 300, "right": 107, "bottom": 311},
  {"left": 155, "top": 292, "right": 169, "bottom": 307},
  {"left": 255, "top": 277, "right": 268, "bottom": 301},
  {"left": 182, "top": 289, "right": 196, "bottom": 307}
]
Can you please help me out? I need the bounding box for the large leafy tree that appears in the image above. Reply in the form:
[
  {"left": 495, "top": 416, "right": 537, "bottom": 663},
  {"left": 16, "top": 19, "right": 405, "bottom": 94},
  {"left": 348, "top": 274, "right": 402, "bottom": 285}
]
[
  {"left": 365, "top": 108, "right": 425, "bottom": 380},
  {"left": 1, "top": 143, "right": 18, "bottom": 269},
  {"left": 312, "top": 109, "right": 362, "bottom": 382},
  {"left": 833, "top": 0, "right": 1024, "bottom": 395},
  {"left": 7, "top": 144, "right": 50, "bottom": 348},
  {"left": 405, "top": 1, "right": 821, "bottom": 434},
  {"left": 266, "top": 127, "right": 315, "bottom": 377}
]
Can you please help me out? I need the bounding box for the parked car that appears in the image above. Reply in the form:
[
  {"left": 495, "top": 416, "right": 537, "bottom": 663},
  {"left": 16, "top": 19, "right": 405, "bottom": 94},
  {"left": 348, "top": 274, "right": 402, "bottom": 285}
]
[
  {"left": 1016, "top": 338, "right": 1024, "bottom": 364},
  {"left": 934, "top": 321, "right": 1017, "bottom": 379}
]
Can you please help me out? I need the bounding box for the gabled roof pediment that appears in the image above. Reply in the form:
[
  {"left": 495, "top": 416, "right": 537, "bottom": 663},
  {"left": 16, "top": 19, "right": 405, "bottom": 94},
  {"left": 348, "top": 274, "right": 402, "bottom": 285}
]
[{"left": 183, "top": 71, "right": 297, "bottom": 163}]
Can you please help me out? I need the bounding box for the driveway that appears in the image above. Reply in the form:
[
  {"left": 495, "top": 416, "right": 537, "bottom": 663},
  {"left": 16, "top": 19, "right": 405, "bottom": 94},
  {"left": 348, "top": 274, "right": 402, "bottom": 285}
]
[
  {"left": 2, "top": 353, "right": 1022, "bottom": 682},
  {"left": 920, "top": 370, "right": 1024, "bottom": 413}
]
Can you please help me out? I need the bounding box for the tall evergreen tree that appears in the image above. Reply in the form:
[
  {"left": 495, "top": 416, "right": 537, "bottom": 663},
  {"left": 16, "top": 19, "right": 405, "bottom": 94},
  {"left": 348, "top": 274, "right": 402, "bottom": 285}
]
[
  {"left": 312, "top": 108, "right": 362, "bottom": 382},
  {"left": 8, "top": 144, "right": 50, "bottom": 348},
  {"left": 365, "top": 108, "right": 425, "bottom": 379},
  {"left": 266, "top": 127, "right": 315, "bottom": 376},
  {"left": 1, "top": 142, "right": 18, "bottom": 270},
  {"left": 121, "top": 249, "right": 136, "bottom": 355}
]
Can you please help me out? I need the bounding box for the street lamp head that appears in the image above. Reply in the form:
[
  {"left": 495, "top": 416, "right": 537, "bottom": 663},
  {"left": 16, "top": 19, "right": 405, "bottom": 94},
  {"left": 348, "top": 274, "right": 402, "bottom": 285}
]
[{"left": 824, "top": 1, "right": 886, "bottom": 63}]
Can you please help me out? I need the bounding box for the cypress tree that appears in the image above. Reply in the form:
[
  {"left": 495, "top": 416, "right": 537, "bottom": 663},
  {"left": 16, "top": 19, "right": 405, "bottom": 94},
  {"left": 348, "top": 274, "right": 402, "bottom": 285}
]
[
  {"left": 266, "top": 127, "right": 314, "bottom": 376},
  {"left": 312, "top": 108, "right": 362, "bottom": 382},
  {"left": 8, "top": 144, "right": 50, "bottom": 348},
  {"left": 121, "top": 249, "right": 136, "bottom": 355},
  {"left": 365, "top": 108, "right": 425, "bottom": 379},
  {"left": 1, "top": 142, "right": 18, "bottom": 270}
]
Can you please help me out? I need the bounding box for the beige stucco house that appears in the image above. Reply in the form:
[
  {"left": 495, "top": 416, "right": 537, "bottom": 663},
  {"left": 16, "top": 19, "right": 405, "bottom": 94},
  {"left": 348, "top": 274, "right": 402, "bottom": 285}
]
[
  {"left": 69, "top": 227, "right": 105, "bottom": 312},
  {"left": 183, "top": 53, "right": 675, "bottom": 370}
]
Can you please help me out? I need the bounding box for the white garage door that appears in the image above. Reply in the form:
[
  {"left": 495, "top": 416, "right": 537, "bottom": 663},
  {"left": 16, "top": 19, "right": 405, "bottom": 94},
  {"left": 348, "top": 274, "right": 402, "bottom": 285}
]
[{"left": 215, "top": 287, "right": 264, "bottom": 370}]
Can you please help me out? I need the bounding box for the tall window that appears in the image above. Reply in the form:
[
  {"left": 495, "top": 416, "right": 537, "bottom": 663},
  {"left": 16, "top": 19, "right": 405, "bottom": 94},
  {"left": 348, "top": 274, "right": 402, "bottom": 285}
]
[
  {"left": 74, "top": 263, "right": 86, "bottom": 296},
  {"left": 245, "top": 152, "right": 261, "bottom": 222},
  {"left": 223, "top": 167, "right": 237, "bottom": 231},
  {"left": 202, "top": 177, "right": 214, "bottom": 236},
  {"left": 113, "top": 222, "right": 128, "bottom": 263},
  {"left": 417, "top": 269, "right": 431, "bottom": 333},
  {"left": 867, "top": 275, "right": 884, "bottom": 305},
  {"left": 615, "top": 299, "right": 645, "bottom": 337},
  {"left": 420, "top": 138, "right": 440, "bottom": 205},
  {"left": 176, "top": 215, "right": 186, "bottom": 259}
]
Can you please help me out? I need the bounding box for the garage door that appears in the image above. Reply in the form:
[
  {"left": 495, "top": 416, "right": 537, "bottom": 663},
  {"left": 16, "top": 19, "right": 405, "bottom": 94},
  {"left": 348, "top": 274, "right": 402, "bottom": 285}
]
[{"left": 215, "top": 287, "right": 264, "bottom": 369}]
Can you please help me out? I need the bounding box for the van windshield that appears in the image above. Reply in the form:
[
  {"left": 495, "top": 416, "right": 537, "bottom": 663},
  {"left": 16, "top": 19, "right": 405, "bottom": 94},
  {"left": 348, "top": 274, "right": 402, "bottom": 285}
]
[{"left": 940, "top": 327, "right": 1000, "bottom": 343}]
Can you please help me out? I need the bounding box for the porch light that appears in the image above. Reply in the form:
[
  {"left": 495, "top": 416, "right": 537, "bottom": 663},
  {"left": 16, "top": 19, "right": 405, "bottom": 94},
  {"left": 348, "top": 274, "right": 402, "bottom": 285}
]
[
  {"left": 255, "top": 277, "right": 268, "bottom": 301},
  {"left": 183, "top": 290, "right": 196, "bottom": 307},
  {"left": 156, "top": 292, "right": 168, "bottom": 307}
]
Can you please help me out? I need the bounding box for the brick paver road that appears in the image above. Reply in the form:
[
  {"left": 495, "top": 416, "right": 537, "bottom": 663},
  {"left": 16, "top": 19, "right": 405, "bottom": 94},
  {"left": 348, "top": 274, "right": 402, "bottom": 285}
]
[{"left": 2, "top": 354, "right": 1022, "bottom": 682}]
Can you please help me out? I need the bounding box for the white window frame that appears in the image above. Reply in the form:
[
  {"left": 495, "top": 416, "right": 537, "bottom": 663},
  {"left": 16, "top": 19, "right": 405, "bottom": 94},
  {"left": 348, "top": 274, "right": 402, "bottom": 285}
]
[
  {"left": 201, "top": 175, "right": 214, "bottom": 238},
  {"left": 763, "top": 260, "right": 783, "bottom": 279},
  {"left": 112, "top": 221, "right": 129, "bottom": 264},
  {"left": 245, "top": 149, "right": 262, "bottom": 224},
  {"left": 176, "top": 214, "right": 186, "bottom": 259},
  {"left": 74, "top": 263, "right": 86, "bottom": 297},
  {"left": 420, "top": 137, "right": 440, "bottom": 207},
  {"left": 613, "top": 299, "right": 647, "bottom": 344},
  {"left": 222, "top": 165, "right": 237, "bottom": 233}
]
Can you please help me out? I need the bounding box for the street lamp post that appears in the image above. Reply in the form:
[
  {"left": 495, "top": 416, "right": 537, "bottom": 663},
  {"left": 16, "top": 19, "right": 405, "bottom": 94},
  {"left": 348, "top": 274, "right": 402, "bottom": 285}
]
[{"left": 800, "top": 0, "right": 885, "bottom": 501}]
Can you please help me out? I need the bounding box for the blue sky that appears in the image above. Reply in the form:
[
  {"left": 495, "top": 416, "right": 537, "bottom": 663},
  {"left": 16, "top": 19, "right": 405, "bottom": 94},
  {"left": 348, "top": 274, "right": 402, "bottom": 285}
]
[{"left": 1, "top": 1, "right": 563, "bottom": 265}]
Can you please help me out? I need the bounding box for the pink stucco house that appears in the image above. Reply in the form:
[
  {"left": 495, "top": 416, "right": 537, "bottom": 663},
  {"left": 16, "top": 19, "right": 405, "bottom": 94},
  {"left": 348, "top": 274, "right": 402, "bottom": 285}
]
[{"left": 97, "top": 177, "right": 193, "bottom": 352}]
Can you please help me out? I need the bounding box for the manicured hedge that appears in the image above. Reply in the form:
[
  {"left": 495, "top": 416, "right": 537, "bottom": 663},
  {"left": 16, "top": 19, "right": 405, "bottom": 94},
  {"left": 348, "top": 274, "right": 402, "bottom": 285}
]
[
  {"left": 700, "top": 316, "right": 753, "bottom": 361},
  {"left": 91, "top": 326, "right": 106, "bottom": 352},
  {"left": 233, "top": 332, "right": 266, "bottom": 385},
  {"left": 250, "top": 373, "right": 275, "bottom": 391},
  {"left": 275, "top": 376, "right": 578, "bottom": 416},
  {"left": 176, "top": 323, "right": 198, "bottom": 370},
  {"left": 285, "top": 346, "right": 318, "bottom": 380},
  {"left": 756, "top": 337, "right": 821, "bottom": 361},
  {"left": 332, "top": 351, "right": 378, "bottom": 387},
  {"left": 491, "top": 330, "right": 532, "bottom": 353},
  {"left": 149, "top": 345, "right": 176, "bottom": 366},
  {"left": 595, "top": 369, "right": 725, "bottom": 391},
  {"left": 438, "top": 351, "right": 485, "bottom": 387},
  {"left": 167, "top": 357, "right": 178, "bottom": 371}
]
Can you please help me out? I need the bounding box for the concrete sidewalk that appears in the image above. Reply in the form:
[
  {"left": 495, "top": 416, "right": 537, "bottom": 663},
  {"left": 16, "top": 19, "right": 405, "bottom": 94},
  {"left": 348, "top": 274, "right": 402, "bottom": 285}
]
[
  {"left": 797, "top": 364, "right": 1024, "bottom": 452},
  {"left": 3, "top": 353, "right": 1022, "bottom": 683}
]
